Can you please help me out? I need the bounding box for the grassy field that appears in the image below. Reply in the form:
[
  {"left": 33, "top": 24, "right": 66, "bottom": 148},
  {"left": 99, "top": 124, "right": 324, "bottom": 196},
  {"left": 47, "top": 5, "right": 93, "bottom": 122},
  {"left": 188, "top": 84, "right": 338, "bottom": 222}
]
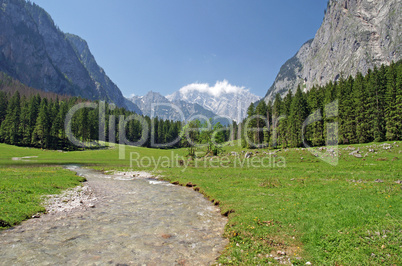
[
  {"left": 0, "top": 142, "right": 401, "bottom": 265},
  {"left": 0, "top": 166, "right": 86, "bottom": 228}
]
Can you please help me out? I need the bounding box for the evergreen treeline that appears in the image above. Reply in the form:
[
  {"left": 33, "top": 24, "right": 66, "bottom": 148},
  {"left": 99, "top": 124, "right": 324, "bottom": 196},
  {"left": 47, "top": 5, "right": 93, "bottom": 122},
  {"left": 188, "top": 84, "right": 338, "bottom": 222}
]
[
  {"left": 242, "top": 61, "right": 402, "bottom": 148},
  {"left": 0, "top": 90, "right": 232, "bottom": 151},
  {"left": 0, "top": 90, "right": 185, "bottom": 150}
]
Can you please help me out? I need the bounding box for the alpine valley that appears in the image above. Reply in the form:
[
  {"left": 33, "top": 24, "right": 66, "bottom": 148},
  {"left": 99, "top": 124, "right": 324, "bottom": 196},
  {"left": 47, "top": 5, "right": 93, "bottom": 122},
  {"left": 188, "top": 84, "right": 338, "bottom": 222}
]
[{"left": 0, "top": 0, "right": 401, "bottom": 265}]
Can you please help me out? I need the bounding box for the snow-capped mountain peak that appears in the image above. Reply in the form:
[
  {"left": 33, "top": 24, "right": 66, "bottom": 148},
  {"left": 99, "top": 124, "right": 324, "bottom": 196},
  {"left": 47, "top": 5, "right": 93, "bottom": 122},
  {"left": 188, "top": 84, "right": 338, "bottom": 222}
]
[{"left": 166, "top": 80, "right": 260, "bottom": 122}]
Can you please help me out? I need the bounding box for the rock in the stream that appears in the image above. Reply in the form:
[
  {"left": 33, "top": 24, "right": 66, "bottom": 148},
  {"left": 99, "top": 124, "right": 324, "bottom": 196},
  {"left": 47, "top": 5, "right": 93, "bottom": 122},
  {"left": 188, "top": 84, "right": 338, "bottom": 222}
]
[{"left": 245, "top": 152, "right": 253, "bottom": 159}]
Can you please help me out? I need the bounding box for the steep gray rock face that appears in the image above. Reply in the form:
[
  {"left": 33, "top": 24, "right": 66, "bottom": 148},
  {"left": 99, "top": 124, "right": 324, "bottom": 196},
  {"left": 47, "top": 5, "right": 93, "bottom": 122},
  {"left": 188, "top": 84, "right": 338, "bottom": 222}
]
[
  {"left": 264, "top": 0, "right": 401, "bottom": 101},
  {"left": 0, "top": 0, "right": 75, "bottom": 96},
  {"left": 0, "top": 0, "right": 140, "bottom": 112},
  {"left": 25, "top": 4, "right": 96, "bottom": 99},
  {"left": 65, "top": 33, "right": 141, "bottom": 113},
  {"left": 128, "top": 92, "right": 228, "bottom": 124}
]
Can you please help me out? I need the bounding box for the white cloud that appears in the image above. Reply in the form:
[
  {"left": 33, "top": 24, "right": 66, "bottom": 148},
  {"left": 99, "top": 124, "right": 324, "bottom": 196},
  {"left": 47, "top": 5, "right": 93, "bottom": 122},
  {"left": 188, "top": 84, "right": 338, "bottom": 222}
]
[{"left": 178, "top": 80, "right": 248, "bottom": 97}]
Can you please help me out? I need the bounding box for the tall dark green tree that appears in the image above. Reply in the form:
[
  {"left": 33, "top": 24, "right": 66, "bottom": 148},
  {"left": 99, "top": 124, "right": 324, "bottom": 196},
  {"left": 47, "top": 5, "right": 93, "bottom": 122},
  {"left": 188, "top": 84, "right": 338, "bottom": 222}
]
[
  {"left": 306, "top": 86, "right": 324, "bottom": 146},
  {"left": 367, "top": 66, "right": 387, "bottom": 142},
  {"left": 338, "top": 76, "right": 356, "bottom": 144},
  {"left": 0, "top": 91, "right": 21, "bottom": 145},
  {"left": 28, "top": 94, "right": 41, "bottom": 140},
  {"left": 396, "top": 62, "right": 402, "bottom": 139},
  {"left": 288, "top": 86, "right": 308, "bottom": 147},
  {"left": 255, "top": 100, "right": 268, "bottom": 146},
  {"left": 271, "top": 93, "right": 283, "bottom": 147},
  {"left": 0, "top": 91, "right": 7, "bottom": 125},
  {"left": 31, "top": 98, "right": 50, "bottom": 148},
  {"left": 18, "top": 96, "right": 31, "bottom": 146},
  {"left": 354, "top": 72, "right": 371, "bottom": 143},
  {"left": 385, "top": 62, "right": 398, "bottom": 140},
  {"left": 244, "top": 103, "right": 256, "bottom": 148}
]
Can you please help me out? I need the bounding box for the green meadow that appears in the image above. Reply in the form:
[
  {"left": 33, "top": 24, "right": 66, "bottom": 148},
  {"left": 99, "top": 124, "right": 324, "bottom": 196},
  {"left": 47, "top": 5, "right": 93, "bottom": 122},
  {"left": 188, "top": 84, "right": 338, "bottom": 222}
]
[{"left": 0, "top": 142, "right": 401, "bottom": 265}]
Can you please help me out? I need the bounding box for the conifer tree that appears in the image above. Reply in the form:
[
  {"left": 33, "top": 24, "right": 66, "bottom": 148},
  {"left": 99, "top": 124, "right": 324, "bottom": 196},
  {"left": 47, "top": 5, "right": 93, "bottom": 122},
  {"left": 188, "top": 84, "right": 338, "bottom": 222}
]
[
  {"left": 385, "top": 62, "right": 398, "bottom": 140},
  {"left": 0, "top": 91, "right": 21, "bottom": 145},
  {"left": 0, "top": 91, "right": 7, "bottom": 125},
  {"left": 306, "top": 86, "right": 324, "bottom": 146},
  {"left": 256, "top": 100, "right": 268, "bottom": 146},
  {"left": 339, "top": 76, "right": 356, "bottom": 144},
  {"left": 18, "top": 97, "right": 31, "bottom": 146},
  {"left": 322, "top": 81, "right": 337, "bottom": 145},
  {"left": 396, "top": 62, "right": 402, "bottom": 139},
  {"left": 271, "top": 93, "right": 283, "bottom": 148},
  {"left": 288, "top": 86, "right": 308, "bottom": 147},
  {"left": 354, "top": 72, "right": 370, "bottom": 143},
  {"left": 31, "top": 98, "right": 50, "bottom": 148},
  {"left": 367, "top": 66, "right": 387, "bottom": 142},
  {"left": 245, "top": 103, "right": 256, "bottom": 148},
  {"left": 28, "top": 94, "right": 41, "bottom": 139}
]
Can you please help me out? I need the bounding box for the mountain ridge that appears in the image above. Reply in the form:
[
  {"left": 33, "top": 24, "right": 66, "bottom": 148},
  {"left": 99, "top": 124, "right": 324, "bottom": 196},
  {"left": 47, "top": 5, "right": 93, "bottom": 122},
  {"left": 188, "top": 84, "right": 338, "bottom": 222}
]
[
  {"left": 167, "top": 81, "right": 261, "bottom": 122},
  {"left": 0, "top": 0, "right": 141, "bottom": 112},
  {"left": 128, "top": 91, "right": 231, "bottom": 124},
  {"left": 264, "top": 0, "right": 401, "bottom": 101}
]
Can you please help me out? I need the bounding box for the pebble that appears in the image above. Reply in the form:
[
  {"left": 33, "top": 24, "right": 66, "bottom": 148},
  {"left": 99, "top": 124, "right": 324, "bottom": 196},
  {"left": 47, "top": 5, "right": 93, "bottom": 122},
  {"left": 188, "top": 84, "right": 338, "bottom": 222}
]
[{"left": 44, "top": 185, "right": 97, "bottom": 214}]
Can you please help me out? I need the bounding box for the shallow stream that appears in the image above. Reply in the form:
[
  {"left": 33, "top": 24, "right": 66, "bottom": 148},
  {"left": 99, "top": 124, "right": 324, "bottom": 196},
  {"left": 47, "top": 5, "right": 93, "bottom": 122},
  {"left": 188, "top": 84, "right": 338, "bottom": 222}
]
[{"left": 0, "top": 166, "right": 227, "bottom": 265}]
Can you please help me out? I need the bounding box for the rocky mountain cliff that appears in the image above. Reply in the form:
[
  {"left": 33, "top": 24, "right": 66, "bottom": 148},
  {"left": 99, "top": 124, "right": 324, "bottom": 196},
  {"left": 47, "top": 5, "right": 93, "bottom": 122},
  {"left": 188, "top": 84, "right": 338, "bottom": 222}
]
[
  {"left": 65, "top": 34, "right": 141, "bottom": 114},
  {"left": 264, "top": 0, "right": 401, "bottom": 101},
  {"left": 129, "top": 91, "right": 230, "bottom": 124},
  {"left": 0, "top": 0, "right": 140, "bottom": 112},
  {"left": 167, "top": 81, "right": 260, "bottom": 122}
]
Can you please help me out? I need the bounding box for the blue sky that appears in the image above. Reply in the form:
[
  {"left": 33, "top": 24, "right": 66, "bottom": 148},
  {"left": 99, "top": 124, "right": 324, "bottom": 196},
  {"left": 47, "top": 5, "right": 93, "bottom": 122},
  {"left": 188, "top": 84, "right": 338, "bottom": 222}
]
[{"left": 31, "top": 0, "right": 328, "bottom": 97}]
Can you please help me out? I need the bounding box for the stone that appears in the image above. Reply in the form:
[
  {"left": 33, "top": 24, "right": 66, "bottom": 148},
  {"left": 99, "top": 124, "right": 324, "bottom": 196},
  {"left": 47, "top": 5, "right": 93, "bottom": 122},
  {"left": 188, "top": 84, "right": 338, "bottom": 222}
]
[
  {"left": 245, "top": 152, "right": 253, "bottom": 159},
  {"left": 186, "top": 182, "right": 196, "bottom": 188},
  {"left": 349, "top": 150, "right": 359, "bottom": 156},
  {"left": 161, "top": 234, "right": 172, "bottom": 239}
]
